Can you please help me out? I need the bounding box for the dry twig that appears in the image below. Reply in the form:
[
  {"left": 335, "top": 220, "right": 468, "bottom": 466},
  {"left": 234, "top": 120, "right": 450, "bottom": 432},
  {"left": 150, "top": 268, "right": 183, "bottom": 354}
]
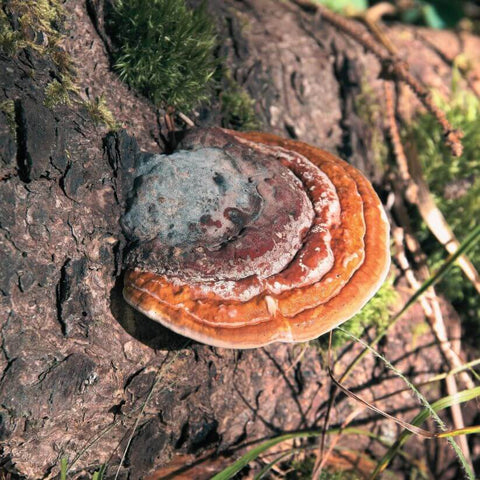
[
  {"left": 354, "top": 2, "right": 397, "bottom": 55},
  {"left": 383, "top": 82, "right": 480, "bottom": 294},
  {"left": 390, "top": 208, "right": 474, "bottom": 393},
  {"left": 292, "top": 0, "right": 464, "bottom": 156}
]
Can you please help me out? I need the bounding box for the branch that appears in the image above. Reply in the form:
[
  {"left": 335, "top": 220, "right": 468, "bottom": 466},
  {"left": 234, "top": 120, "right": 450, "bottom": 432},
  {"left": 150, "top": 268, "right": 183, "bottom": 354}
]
[{"left": 292, "top": 0, "right": 464, "bottom": 156}]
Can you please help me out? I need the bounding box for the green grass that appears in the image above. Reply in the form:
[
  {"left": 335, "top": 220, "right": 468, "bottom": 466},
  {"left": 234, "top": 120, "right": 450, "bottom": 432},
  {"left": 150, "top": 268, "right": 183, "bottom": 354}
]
[
  {"left": 340, "top": 223, "right": 480, "bottom": 382},
  {"left": 404, "top": 72, "right": 480, "bottom": 346},
  {"left": 372, "top": 385, "right": 480, "bottom": 478},
  {"left": 213, "top": 229, "right": 480, "bottom": 479},
  {"left": 338, "top": 328, "right": 477, "bottom": 480},
  {"left": 212, "top": 335, "right": 480, "bottom": 480},
  {"left": 107, "top": 0, "right": 217, "bottom": 112}
]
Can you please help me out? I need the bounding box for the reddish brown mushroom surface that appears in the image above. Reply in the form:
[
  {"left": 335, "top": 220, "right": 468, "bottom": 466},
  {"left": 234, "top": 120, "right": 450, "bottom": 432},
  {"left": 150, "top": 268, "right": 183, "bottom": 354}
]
[{"left": 122, "top": 128, "right": 390, "bottom": 348}]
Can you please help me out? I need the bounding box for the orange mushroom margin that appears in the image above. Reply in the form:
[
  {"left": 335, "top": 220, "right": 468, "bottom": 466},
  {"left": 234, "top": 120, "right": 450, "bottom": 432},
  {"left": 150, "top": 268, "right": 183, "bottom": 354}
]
[{"left": 123, "top": 129, "right": 390, "bottom": 348}]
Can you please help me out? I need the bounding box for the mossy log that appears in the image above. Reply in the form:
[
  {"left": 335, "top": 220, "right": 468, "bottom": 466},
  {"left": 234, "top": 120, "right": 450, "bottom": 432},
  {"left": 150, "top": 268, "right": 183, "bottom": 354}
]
[{"left": 1, "top": 0, "right": 479, "bottom": 478}]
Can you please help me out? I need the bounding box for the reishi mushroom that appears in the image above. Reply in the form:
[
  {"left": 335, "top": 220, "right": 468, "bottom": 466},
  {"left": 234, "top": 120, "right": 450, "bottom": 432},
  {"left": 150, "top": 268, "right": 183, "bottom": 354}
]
[{"left": 122, "top": 128, "right": 390, "bottom": 348}]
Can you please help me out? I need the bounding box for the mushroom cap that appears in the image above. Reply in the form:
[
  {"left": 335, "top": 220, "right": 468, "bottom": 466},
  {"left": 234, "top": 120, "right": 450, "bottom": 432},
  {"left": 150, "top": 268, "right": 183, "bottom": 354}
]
[{"left": 123, "top": 129, "right": 390, "bottom": 348}]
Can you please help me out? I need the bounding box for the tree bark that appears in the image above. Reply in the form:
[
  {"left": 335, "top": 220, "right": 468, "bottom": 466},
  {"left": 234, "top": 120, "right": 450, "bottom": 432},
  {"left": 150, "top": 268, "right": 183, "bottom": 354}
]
[{"left": 1, "top": 0, "right": 479, "bottom": 478}]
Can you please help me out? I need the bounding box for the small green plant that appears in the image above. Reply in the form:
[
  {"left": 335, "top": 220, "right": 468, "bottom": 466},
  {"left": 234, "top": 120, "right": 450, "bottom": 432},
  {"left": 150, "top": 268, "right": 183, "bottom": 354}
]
[
  {"left": 404, "top": 71, "right": 480, "bottom": 345},
  {"left": 398, "top": 0, "right": 465, "bottom": 29},
  {"left": 107, "top": 0, "right": 217, "bottom": 112},
  {"left": 312, "top": 0, "right": 470, "bottom": 29},
  {"left": 60, "top": 457, "right": 106, "bottom": 480}
]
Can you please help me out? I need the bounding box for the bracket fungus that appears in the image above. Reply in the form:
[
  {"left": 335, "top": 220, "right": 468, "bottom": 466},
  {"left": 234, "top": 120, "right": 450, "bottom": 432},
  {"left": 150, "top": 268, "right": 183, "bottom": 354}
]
[{"left": 122, "top": 128, "right": 390, "bottom": 348}]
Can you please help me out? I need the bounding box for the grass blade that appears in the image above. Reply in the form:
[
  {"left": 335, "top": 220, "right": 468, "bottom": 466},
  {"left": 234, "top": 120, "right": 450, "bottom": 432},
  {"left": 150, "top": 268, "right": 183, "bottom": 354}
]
[
  {"left": 211, "top": 431, "right": 323, "bottom": 480},
  {"left": 338, "top": 328, "right": 478, "bottom": 479},
  {"left": 60, "top": 457, "right": 68, "bottom": 480},
  {"left": 254, "top": 449, "right": 298, "bottom": 480},
  {"left": 373, "top": 386, "right": 480, "bottom": 478}
]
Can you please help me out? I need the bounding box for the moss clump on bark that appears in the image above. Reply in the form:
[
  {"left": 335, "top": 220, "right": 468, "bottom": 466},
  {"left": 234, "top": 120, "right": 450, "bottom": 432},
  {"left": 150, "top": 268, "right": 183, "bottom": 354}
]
[
  {"left": 44, "top": 76, "right": 77, "bottom": 108},
  {"left": 2, "top": 0, "right": 78, "bottom": 110},
  {"left": 220, "top": 77, "right": 261, "bottom": 131},
  {"left": 0, "top": 0, "right": 67, "bottom": 60},
  {"left": 354, "top": 80, "right": 389, "bottom": 169},
  {"left": 83, "top": 95, "right": 119, "bottom": 131},
  {"left": 0, "top": 100, "right": 16, "bottom": 137},
  {"left": 107, "top": 0, "right": 217, "bottom": 112},
  {"left": 0, "top": 8, "right": 25, "bottom": 55}
]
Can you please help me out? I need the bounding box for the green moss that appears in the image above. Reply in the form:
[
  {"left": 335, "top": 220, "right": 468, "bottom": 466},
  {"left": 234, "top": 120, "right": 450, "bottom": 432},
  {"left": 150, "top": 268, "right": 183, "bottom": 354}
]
[
  {"left": 107, "top": 0, "right": 217, "bottom": 112},
  {"left": 315, "top": 275, "right": 397, "bottom": 350},
  {"left": 44, "top": 75, "right": 78, "bottom": 108},
  {"left": 411, "top": 321, "right": 430, "bottom": 348},
  {"left": 220, "top": 76, "right": 261, "bottom": 131},
  {"left": 83, "top": 95, "right": 119, "bottom": 131},
  {"left": 354, "top": 80, "right": 389, "bottom": 169},
  {"left": 45, "top": 81, "right": 119, "bottom": 131},
  {"left": 0, "top": 99, "right": 16, "bottom": 138},
  {"left": 403, "top": 71, "right": 480, "bottom": 345},
  {"left": 0, "top": 0, "right": 66, "bottom": 59},
  {"left": 2, "top": 0, "right": 76, "bottom": 108},
  {"left": 0, "top": 8, "right": 26, "bottom": 55}
]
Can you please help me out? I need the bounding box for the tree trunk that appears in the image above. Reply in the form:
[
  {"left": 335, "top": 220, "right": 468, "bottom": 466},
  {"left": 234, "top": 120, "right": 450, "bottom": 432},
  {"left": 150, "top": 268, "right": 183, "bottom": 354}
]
[{"left": 1, "top": 0, "right": 479, "bottom": 478}]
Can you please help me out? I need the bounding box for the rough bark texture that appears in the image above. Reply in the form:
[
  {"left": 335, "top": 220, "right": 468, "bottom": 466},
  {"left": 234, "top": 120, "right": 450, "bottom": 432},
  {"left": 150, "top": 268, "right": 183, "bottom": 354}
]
[{"left": 1, "top": 0, "right": 479, "bottom": 478}]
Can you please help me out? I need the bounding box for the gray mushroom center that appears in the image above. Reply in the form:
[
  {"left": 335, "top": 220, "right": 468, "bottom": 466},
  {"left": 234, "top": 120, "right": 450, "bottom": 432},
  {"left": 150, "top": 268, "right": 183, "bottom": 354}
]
[{"left": 121, "top": 147, "right": 263, "bottom": 248}]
